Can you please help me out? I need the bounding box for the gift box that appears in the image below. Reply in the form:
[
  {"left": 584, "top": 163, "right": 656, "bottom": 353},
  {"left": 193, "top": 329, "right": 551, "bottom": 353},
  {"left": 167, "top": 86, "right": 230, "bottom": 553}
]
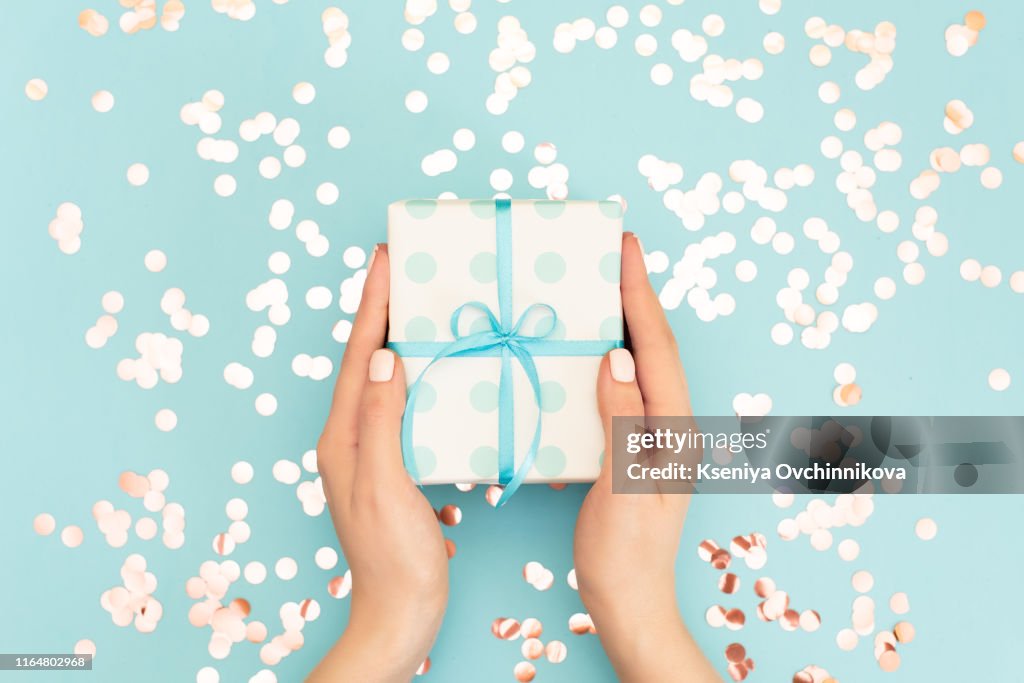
[{"left": 387, "top": 198, "right": 624, "bottom": 503}]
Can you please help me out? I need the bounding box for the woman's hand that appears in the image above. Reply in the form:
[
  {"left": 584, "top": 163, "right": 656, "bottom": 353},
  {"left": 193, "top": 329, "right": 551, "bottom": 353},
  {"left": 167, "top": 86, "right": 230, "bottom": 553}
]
[
  {"left": 309, "top": 245, "right": 449, "bottom": 683},
  {"left": 574, "top": 233, "right": 720, "bottom": 682}
]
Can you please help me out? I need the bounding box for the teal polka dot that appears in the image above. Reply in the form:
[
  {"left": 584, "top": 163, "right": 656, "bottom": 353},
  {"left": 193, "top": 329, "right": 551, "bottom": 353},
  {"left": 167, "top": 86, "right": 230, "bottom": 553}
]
[
  {"left": 414, "top": 382, "right": 436, "bottom": 412},
  {"left": 469, "top": 200, "right": 495, "bottom": 219},
  {"left": 405, "top": 316, "right": 436, "bottom": 341},
  {"left": 598, "top": 200, "right": 623, "bottom": 218},
  {"left": 470, "top": 446, "right": 499, "bottom": 478},
  {"left": 534, "top": 252, "right": 566, "bottom": 284},
  {"left": 600, "top": 316, "right": 622, "bottom": 340},
  {"left": 468, "top": 316, "right": 492, "bottom": 335},
  {"left": 405, "top": 252, "right": 437, "bottom": 284},
  {"left": 599, "top": 252, "right": 620, "bottom": 283},
  {"left": 413, "top": 446, "right": 437, "bottom": 477},
  {"left": 540, "top": 381, "right": 566, "bottom": 412},
  {"left": 470, "top": 381, "right": 499, "bottom": 412},
  {"left": 405, "top": 199, "right": 437, "bottom": 219},
  {"left": 534, "top": 200, "right": 566, "bottom": 219},
  {"left": 547, "top": 319, "right": 567, "bottom": 340},
  {"left": 534, "top": 445, "right": 567, "bottom": 477},
  {"left": 469, "top": 252, "right": 497, "bottom": 283}
]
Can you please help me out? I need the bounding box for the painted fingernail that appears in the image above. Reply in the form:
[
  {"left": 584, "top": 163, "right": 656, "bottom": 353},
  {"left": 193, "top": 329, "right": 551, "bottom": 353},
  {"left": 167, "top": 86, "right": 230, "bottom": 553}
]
[
  {"left": 368, "top": 348, "right": 395, "bottom": 382},
  {"left": 366, "top": 244, "right": 379, "bottom": 273},
  {"left": 634, "top": 234, "right": 645, "bottom": 255},
  {"left": 609, "top": 348, "right": 635, "bottom": 383}
]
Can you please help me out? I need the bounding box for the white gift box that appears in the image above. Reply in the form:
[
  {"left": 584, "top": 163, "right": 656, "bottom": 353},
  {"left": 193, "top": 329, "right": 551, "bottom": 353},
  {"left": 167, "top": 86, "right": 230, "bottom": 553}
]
[{"left": 387, "top": 199, "right": 624, "bottom": 495}]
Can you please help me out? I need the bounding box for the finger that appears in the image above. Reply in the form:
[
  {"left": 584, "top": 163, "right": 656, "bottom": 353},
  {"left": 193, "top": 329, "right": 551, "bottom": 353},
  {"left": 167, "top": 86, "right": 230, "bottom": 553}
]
[
  {"left": 323, "top": 244, "right": 390, "bottom": 452},
  {"left": 595, "top": 349, "right": 644, "bottom": 491},
  {"left": 621, "top": 232, "right": 692, "bottom": 417},
  {"left": 354, "top": 349, "right": 411, "bottom": 483}
]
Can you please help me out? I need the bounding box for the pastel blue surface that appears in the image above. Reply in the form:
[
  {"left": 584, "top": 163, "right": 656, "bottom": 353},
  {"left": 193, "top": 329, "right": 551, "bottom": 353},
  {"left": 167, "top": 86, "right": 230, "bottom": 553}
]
[{"left": 2, "top": 1, "right": 1022, "bottom": 682}]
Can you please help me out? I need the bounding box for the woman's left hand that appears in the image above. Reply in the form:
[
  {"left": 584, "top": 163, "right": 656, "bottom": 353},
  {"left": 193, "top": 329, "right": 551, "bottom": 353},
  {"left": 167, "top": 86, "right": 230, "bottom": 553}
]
[{"left": 309, "top": 244, "right": 449, "bottom": 683}]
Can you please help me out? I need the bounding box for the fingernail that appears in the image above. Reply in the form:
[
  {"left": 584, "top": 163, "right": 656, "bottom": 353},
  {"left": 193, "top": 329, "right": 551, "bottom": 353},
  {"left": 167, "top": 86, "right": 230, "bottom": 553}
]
[
  {"left": 609, "top": 348, "right": 635, "bottom": 383},
  {"left": 634, "top": 234, "right": 645, "bottom": 255},
  {"left": 368, "top": 349, "right": 395, "bottom": 382},
  {"left": 366, "top": 244, "right": 379, "bottom": 273}
]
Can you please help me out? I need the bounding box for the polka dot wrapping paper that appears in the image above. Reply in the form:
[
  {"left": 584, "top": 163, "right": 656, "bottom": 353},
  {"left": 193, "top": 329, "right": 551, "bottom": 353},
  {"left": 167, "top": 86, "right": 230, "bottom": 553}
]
[{"left": 387, "top": 199, "right": 623, "bottom": 485}]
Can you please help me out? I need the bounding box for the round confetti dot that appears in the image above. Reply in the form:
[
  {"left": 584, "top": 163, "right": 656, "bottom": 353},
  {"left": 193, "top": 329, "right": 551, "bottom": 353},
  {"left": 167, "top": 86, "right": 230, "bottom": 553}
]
[
  {"left": 405, "top": 90, "right": 428, "bottom": 113},
  {"left": 599, "top": 252, "right": 620, "bottom": 283},
  {"left": 890, "top": 592, "right": 910, "bottom": 615},
  {"left": 33, "top": 513, "right": 56, "bottom": 536},
  {"left": 292, "top": 81, "right": 316, "bottom": 104},
  {"left": 214, "top": 174, "right": 237, "bottom": 197},
  {"left": 954, "top": 462, "right": 979, "bottom": 487},
  {"left": 470, "top": 446, "right": 498, "bottom": 478},
  {"left": 316, "top": 182, "right": 339, "bottom": 205},
  {"left": 534, "top": 446, "right": 567, "bottom": 477},
  {"left": 851, "top": 570, "right": 874, "bottom": 592},
  {"left": 470, "top": 252, "right": 496, "bottom": 283},
  {"left": 244, "top": 561, "right": 267, "bottom": 584},
  {"left": 127, "top": 163, "right": 150, "bottom": 187},
  {"left": 342, "top": 246, "right": 366, "bottom": 268},
  {"left": 502, "top": 131, "right": 525, "bottom": 153},
  {"left": 453, "top": 128, "right": 475, "bottom": 151},
  {"left": 144, "top": 250, "right": 167, "bottom": 273},
  {"left": 61, "top": 525, "right": 84, "bottom": 548},
  {"left": 534, "top": 252, "right": 566, "bottom": 283},
  {"left": 135, "top": 517, "right": 157, "bottom": 540},
  {"left": 327, "top": 126, "right": 351, "bottom": 149},
  {"left": 275, "top": 557, "right": 298, "bottom": 580},
  {"left": 735, "top": 260, "right": 757, "bottom": 282},
  {"left": 470, "top": 381, "right": 499, "bottom": 412},
  {"left": 405, "top": 316, "right": 437, "bottom": 341},
  {"left": 315, "top": 547, "right": 338, "bottom": 570},
  {"left": 770, "top": 323, "right": 793, "bottom": 345},
  {"left": 196, "top": 667, "right": 219, "bottom": 683},
  {"left": 255, "top": 393, "right": 278, "bottom": 416},
  {"left": 427, "top": 52, "right": 450, "bottom": 74},
  {"left": 25, "top": 78, "right": 48, "bottom": 101},
  {"left": 91, "top": 90, "right": 114, "bottom": 112},
  {"left": 258, "top": 157, "right": 281, "bottom": 179},
  {"left": 763, "top": 31, "right": 785, "bottom": 55},
  {"left": 988, "top": 368, "right": 1011, "bottom": 391},
  {"left": 268, "top": 251, "right": 291, "bottom": 274},
  {"left": 405, "top": 252, "right": 437, "bottom": 283},
  {"left": 650, "top": 63, "right": 673, "bottom": 85},
  {"left": 413, "top": 446, "right": 437, "bottom": 477},
  {"left": 736, "top": 97, "right": 764, "bottom": 123},
  {"left": 155, "top": 408, "right": 178, "bottom": 432},
  {"left": 102, "top": 291, "right": 125, "bottom": 314},
  {"left": 836, "top": 628, "right": 858, "bottom": 651},
  {"left": 402, "top": 28, "right": 425, "bottom": 51},
  {"left": 837, "top": 539, "right": 860, "bottom": 561},
  {"left": 490, "top": 168, "right": 513, "bottom": 192},
  {"left": 915, "top": 517, "right": 938, "bottom": 541}
]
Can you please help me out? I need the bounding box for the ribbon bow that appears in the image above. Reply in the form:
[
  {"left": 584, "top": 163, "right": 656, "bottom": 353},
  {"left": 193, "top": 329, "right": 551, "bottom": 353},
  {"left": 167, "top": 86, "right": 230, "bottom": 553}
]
[{"left": 400, "top": 302, "right": 558, "bottom": 506}]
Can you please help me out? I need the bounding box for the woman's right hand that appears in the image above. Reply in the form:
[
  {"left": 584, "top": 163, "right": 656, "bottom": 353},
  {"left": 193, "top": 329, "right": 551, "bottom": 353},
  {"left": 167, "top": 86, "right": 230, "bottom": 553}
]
[{"left": 574, "top": 233, "right": 720, "bottom": 682}]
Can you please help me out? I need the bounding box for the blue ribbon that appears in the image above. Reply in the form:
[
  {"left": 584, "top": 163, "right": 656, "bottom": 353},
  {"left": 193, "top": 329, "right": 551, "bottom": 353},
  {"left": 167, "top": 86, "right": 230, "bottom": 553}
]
[{"left": 390, "top": 198, "right": 623, "bottom": 506}]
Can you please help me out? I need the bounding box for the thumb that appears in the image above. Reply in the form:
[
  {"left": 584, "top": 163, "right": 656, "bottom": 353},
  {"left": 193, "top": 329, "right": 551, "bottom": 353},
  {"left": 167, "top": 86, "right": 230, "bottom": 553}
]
[
  {"left": 356, "top": 349, "right": 410, "bottom": 482},
  {"left": 596, "top": 348, "right": 644, "bottom": 489}
]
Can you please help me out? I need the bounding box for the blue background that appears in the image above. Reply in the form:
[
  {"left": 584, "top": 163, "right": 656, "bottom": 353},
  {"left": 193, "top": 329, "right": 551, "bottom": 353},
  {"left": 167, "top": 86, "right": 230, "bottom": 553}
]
[{"left": 2, "top": 1, "right": 1022, "bottom": 681}]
